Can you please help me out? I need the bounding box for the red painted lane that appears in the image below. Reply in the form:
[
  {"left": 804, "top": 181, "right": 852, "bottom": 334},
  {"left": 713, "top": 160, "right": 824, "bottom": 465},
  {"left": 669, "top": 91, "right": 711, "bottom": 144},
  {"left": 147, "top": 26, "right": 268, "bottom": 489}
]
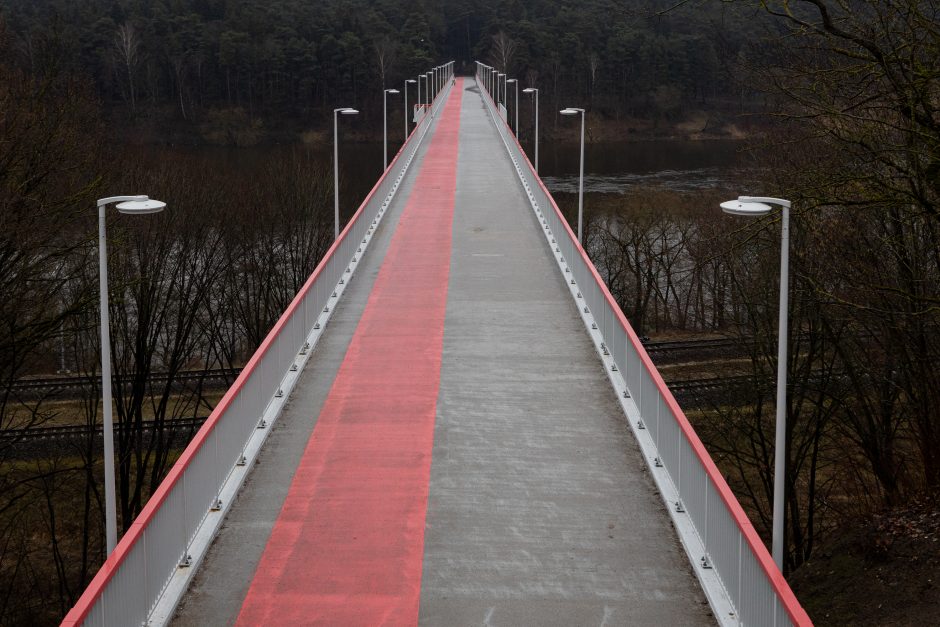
[{"left": 235, "top": 80, "right": 463, "bottom": 626}]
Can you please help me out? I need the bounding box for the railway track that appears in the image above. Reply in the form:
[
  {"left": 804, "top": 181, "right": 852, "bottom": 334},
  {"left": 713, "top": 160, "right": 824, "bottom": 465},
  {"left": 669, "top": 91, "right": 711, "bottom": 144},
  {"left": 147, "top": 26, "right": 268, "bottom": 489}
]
[{"left": 7, "top": 368, "right": 241, "bottom": 397}]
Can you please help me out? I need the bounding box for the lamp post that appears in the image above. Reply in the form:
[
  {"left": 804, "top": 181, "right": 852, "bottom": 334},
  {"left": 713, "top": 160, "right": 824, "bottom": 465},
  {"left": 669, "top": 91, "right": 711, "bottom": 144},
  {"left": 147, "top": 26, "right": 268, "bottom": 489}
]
[
  {"left": 719, "top": 195, "right": 792, "bottom": 571},
  {"left": 506, "top": 78, "right": 518, "bottom": 136},
  {"left": 404, "top": 79, "right": 416, "bottom": 139},
  {"left": 497, "top": 73, "right": 505, "bottom": 105},
  {"left": 560, "top": 107, "right": 586, "bottom": 243},
  {"left": 97, "top": 195, "right": 166, "bottom": 555},
  {"left": 383, "top": 88, "right": 400, "bottom": 170},
  {"left": 333, "top": 107, "right": 359, "bottom": 240},
  {"left": 426, "top": 71, "right": 433, "bottom": 106},
  {"left": 523, "top": 87, "right": 539, "bottom": 172}
]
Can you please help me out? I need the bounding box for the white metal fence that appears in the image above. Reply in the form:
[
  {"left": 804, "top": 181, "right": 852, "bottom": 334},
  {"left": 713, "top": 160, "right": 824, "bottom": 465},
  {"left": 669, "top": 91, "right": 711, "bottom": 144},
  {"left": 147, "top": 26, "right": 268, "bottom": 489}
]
[
  {"left": 474, "top": 66, "right": 811, "bottom": 627},
  {"left": 62, "top": 66, "right": 455, "bottom": 627}
]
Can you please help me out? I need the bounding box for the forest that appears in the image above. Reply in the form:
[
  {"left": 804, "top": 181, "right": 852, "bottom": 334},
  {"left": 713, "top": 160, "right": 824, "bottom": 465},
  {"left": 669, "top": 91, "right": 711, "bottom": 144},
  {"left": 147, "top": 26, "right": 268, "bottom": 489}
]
[
  {"left": 3, "top": 0, "right": 763, "bottom": 143},
  {"left": 1, "top": 0, "right": 939, "bottom": 624}
]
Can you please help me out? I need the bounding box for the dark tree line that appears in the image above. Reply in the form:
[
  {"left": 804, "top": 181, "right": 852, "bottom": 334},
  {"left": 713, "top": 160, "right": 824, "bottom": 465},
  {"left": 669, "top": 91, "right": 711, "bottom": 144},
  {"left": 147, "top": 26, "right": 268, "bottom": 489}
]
[{"left": 2, "top": 0, "right": 768, "bottom": 142}]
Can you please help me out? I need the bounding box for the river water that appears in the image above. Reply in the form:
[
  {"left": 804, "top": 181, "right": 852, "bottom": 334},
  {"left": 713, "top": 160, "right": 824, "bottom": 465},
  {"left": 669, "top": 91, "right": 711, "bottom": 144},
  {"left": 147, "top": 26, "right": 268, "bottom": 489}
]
[{"left": 178, "top": 138, "right": 748, "bottom": 216}]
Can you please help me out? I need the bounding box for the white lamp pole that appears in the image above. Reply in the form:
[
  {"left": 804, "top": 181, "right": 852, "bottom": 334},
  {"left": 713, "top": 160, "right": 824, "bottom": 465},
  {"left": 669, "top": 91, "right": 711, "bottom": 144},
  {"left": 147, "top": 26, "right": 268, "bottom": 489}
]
[
  {"left": 561, "top": 107, "right": 586, "bottom": 243},
  {"left": 97, "top": 195, "right": 166, "bottom": 555},
  {"left": 719, "top": 195, "right": 792, "bottom": 572},
  {"left": 333, "top": 107, "right": 359, "bottom": 240},
  {"left": 507, "top": 78, "right": 518, "bottom": 136},
  {"left": 417, "top": 75, "right": 424, "bottom": 111},
  {"left": 524, "top": 88, "right": 539, "bottom": 172},
  {"left": 383, "top": 88, "right": 400, "bottom": 170},
  {"left": 405, "top": 79, "right": 416, "bottom": 139},
  {"left": 497, "top": 73, "right": 505, "bottom": 105}
]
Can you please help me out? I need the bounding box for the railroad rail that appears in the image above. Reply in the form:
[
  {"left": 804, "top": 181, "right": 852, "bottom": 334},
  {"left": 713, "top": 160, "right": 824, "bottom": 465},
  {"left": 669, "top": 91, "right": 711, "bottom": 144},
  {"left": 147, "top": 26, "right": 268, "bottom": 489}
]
[{"left": 7, "top": 368, "right": 240, "bottom": 396}]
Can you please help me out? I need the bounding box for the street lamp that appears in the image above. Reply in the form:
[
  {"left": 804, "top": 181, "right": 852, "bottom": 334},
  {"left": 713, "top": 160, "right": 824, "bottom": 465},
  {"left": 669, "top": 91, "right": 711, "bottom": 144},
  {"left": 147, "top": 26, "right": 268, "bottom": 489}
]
[
  {"left": 383, "top": 88, "right": 400, "bottom": 170},
  {"left": 97, "top": 195, "right": 166, "bottom": 555},
  {"left": 418, "top": 74, "right": 426, "bottom": 110},
  {"left": 506, "top": 78, "right": 518, "bottom": 136},
  {"left": 333, "top": 107, "right": 359, "bottom": 240},
  {"left": 719, "top": 195, "right": 792, "bottom": 571},
  {"left": 497, "top": 73, "right": 505, "bottom": 105},
  {"left": 561, "top": 107, "right": 586, "bottom": 243},
  {"left": 404, "top": 79, "right": 416, "bottom": 139},
  {"left": 523, "top": 87, "right": 539, "bottom": 172}
]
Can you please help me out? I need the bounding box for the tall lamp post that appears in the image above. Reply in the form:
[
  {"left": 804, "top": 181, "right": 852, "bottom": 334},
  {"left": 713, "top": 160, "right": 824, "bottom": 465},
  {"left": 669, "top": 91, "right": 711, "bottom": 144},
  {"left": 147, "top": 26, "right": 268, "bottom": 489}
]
[
  {"left": 719, "top": 195, "right": 792, "bottom": 571},
  {"left": 333, "top": 107, "right": 359, "bottom": 240},
  {"left": 383, "top": 88, "right": 400, "bottom": 170},
  {"left": 417, "top": 75, "right": 425, "bottom": 112},
  {"left": 523, "top": 87, "right": 539, "bottom": 172},
  {"left": 560, "top": 107, "right": 586, "bottom": 243},
  {"left": 97, "top": 195, "right": 167, "bottom": 555},
  {"left": 405, "top": 79, "right": 416, "bottom": 139},
  {"left": 426, "top": 71, "right": 433, "bottom": 108},
  {"left": 506, "top": 78, "right": 518, "bottom": 136},
  {"left": 497, "top": 73, "right": 505, "bottom": 105}
]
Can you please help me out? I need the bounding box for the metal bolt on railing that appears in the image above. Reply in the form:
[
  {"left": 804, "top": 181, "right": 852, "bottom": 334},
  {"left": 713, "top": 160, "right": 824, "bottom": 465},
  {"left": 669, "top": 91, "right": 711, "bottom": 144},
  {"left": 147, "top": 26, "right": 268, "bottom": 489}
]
[
  {"left": 275, "top": 388, "right": 284, "bottom": 398},
  {"left": 611, "top": 364, "right": 618, "bottom": 371},
  {"left": 236, "top": 454, "right": 247, "bottom": 466},
  {"left": 332, "top": 292, "right": 338, "bottom": 298},
  {"left": 324, "top": 306, "right": 330, "bottom": 313},
  {"left": 257, "top": 418, "right": 267, "bottom": 429},
  {"left": 577, "top": 292, "right": 582, "bottom": 299},
  {"left": 701, "top": 555, "right": 713, "bottom": 569},
  {"left": 654, "top": 456, "right": 663, "bottom": 467},
  {"left": 623, "top": 390, "right": 631, "bottom": 398},
  {"left": 179, "top": 554, "right": 193, "bottom": 568},
  {"left": 592, "top": 322, "right": 598, "bottom": 329},
  {"left": 314, "top": 322, "right": 321, "bottom": 330},
  {"left": 584, "top": 306, "right": 589, "bottom": 313},
  {"left": 211, "top": 498, "right": 222, "bottom": 511},
  {"left": 675, "top": 501, "right": 686, "bottom": 513},
  {"left": 290, "top": 364, "right": 298, "bottom": 372},
  {"left": 636, "top": 419, "right": 645, "bottom": 429}
]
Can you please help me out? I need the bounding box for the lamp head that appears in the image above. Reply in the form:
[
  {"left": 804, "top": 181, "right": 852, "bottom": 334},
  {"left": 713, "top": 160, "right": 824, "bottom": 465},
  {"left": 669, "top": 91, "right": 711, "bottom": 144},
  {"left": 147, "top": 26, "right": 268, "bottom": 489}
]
[
  {"left": 386, "top": 89, "right": 400, "bottom": 94},
  {"left": 523, "top": 88, "right": 537, "bottom": 93},
  {"left": 341, "top": 108, "right": 359, "bottom": 115},
  {"left": 720, "top": 200, "right": 773, "bottom": 216},
  {"left": 116, "top": 199, "right": 166, "bottom": 215},
  {"left": 406, "top": 79, "right": 416, "bottom": 84},
  {"left": 560, "top": 108, "right": 578, "bottom": 115}
]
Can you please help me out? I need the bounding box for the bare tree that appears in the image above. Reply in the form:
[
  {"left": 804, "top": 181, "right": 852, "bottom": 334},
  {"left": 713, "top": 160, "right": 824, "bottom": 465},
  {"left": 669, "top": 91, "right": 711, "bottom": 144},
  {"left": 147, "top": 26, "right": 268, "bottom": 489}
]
[
  {"left": 114, "top": 23, "right": 140, "bottom": 114},
  {"left": 374, "top": 35, "right": 396, "bottom": 89},
  {"left": 489, "top": 30, "right": 517, "bottom": 74}
]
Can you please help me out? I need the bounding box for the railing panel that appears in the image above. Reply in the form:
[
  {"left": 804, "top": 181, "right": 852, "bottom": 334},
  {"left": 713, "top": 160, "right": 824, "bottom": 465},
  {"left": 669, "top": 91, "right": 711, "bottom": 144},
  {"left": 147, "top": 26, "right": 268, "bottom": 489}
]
[{"left": 474, "top": 67, "right": 810, "bottom": 627}]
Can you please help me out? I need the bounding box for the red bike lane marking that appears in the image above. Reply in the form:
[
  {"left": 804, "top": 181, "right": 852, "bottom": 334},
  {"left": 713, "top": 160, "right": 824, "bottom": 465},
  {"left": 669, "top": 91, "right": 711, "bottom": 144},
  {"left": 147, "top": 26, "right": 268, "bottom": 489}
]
[{"left": 235, "top": 80, "right": 463, "bottom": 626}]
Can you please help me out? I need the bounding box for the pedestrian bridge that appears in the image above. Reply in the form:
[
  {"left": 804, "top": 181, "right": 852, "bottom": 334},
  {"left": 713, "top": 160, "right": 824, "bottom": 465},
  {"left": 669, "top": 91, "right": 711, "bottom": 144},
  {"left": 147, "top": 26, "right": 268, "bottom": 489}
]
[{"left": 62, "top": 70, "right": 811, "bottom": 626}]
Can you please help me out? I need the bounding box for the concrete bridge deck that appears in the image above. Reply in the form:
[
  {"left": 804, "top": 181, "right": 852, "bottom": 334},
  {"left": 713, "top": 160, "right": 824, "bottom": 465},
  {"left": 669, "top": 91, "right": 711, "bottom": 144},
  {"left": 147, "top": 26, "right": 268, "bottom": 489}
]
[{"left": 171, "top": 78, "right": 709, "bottom": 625}]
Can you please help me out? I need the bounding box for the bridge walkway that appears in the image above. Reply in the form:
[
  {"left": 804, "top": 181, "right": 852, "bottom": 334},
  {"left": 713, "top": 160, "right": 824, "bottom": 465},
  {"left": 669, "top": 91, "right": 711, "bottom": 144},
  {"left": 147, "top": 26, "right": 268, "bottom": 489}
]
[{"left": 173, "top": 78, "right": 710, "bottom": 626}]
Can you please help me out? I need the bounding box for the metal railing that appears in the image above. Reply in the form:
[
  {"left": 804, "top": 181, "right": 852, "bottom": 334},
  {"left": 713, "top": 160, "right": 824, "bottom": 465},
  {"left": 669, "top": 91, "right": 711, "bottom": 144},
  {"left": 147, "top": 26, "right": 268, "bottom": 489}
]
[
  {"left": 474, "top": 66, "right": 811, "bottom": 627},
  {"left": 62, "top": 63, "right": 455, "bottom": 627}
]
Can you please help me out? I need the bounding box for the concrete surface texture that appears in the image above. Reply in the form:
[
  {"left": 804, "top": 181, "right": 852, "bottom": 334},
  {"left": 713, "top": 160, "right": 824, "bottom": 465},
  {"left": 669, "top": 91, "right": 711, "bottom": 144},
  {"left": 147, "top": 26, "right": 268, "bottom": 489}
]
[{"left": 173, "top": 78, "right": 712, "bottom": 626}]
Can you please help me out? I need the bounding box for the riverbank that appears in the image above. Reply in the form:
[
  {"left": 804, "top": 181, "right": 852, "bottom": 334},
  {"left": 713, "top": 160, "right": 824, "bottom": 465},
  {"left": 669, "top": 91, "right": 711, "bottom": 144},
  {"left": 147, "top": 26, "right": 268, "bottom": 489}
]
[{"left": 109, "top": 103, "right": 767, "bottom": 148}]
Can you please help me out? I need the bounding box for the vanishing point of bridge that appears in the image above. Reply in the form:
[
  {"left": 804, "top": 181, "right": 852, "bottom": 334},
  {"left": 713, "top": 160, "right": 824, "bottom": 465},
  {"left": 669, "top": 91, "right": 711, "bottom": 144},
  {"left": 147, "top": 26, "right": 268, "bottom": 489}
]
[{"left": 62, "top": 68, "right": 811, "bottom": 626}]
